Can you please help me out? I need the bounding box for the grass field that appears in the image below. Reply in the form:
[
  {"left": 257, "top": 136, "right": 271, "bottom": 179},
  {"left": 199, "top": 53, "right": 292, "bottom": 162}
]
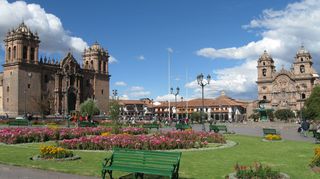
[{"left": 0, "top": 135, "right": 319, "bottom": 179}]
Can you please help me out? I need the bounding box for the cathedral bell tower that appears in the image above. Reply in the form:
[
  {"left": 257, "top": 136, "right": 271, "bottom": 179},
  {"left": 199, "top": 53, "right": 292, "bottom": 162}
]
[
  {"left": 293, "top": 45, "right": 313, "bottom": 77},
  {"left": 256, "top": 50, "right": 275, "bottom": 103},
  {"left": 4, "top": 22, "right": 40, "bottom": 64}
]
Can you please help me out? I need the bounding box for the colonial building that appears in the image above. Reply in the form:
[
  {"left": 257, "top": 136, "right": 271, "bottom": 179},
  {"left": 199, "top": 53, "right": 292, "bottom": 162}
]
[
  {"left": 117, "top": 93, "right": 247, "bottom": 121},
  {"left": 256, "top": 46, "right": 319, "bottom": 111},
  {"left": 0, "top": 23, "right": 110, "bottom": 116}
]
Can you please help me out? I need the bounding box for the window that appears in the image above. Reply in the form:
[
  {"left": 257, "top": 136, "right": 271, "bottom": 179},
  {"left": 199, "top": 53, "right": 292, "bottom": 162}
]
[
  {"left": 7, "top": 98, "right": 9, "bottom": 103},
  {"left": 6, "top": 86, "right": 9, "bottom": 92},
  {"left": 263, "top": 96, "right": 267, "bottom": 100},
  {"left": 23, "top": 46, "right": 27, "bottom": 59},
  {"left": 262, "top": 69, "right": 267, "bottom": 76},
  {"left": 103, "top": 61, "right": 106, "bottom": 72},
  {"left": 30, "top": 48, "right": 35, "bottom": 61},
  {"left": 301, "top": 57, "right": 303, "bottom": 62},
  {"left": 28, "top": 84, "right": 31, "bottom": 89},
  {"left": 8, "top": 47, "right": 11, "bottom": 60},
  {"left": 302, "top": 93, "right": 306, "bottom": 99},
  {"left": 44, "top": 75, "right": 49, "bottom": 83},
  {"left": 13, "top": 46, "right": 16, "bottom": 59},
  {"left": 300, "top": 65, "right": 305, "bottom": 73},
  {"left": 86, "top": 79, "right": 90, "bottom": 87},
  {"left": 101, "top": 89, "right": 104, "bottom": 95},
  {"left": 263, "top": 62, "right": 265, "bottom": 65}
]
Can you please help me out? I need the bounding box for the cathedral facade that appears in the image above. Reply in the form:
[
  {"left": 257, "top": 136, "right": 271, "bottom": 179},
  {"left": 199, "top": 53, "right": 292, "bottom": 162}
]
[
  {"left": 256, "top": 47, "right": 319, "bottom": 111},
  {"left": 0, "top": 23, "right": 110, "bottom": 117}
]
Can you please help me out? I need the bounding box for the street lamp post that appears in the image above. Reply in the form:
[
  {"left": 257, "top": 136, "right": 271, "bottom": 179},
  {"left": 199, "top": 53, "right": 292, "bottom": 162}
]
[
  {"left": 171, "top": 87, "right": 179, "bottom": 120},
  {"left": 151, "top": 99, "right": 154, "bottom": 120},
  {"left": 197, "top": 73, "right": 211, "bottom": 131},
  {"left": 112, "top": 89, "right": 118, "bottom": 100}
]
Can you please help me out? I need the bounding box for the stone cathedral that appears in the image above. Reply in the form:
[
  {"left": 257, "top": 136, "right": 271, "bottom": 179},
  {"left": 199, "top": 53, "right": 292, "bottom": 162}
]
[
  {"left": 0, "top": 23, "right": 110, "bottom": 117},
  {"left": 257, "top": 46, "right": 319, "bottom": 111}
]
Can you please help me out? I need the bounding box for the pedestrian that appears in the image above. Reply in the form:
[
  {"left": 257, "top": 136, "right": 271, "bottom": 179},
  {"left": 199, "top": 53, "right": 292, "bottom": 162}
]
[{"left": 301, "top": 120, "right": 310, "bottom": 137}]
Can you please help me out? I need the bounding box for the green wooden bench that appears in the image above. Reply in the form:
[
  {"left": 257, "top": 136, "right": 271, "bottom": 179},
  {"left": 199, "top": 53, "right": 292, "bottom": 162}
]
[
  {"left": 175, "top": 123, "right": 191, "bottom": 131},
  {"left": 142, "top": 123, "right": 160, "bottom": 130},
  {"left": 78, "top": 121, "right": 97, "bottom": 127},
  {"left": 102, "top": 148, "right": 181, "bottom": 179},
  {"left": 209, "top": 125, "right": 228, "bottom": 133},
  {"left": 262, "top": 128, "right": 278, "bottom": 135},
  {"left": 8, "top": 120, "right": 29, "bottom": 126}
]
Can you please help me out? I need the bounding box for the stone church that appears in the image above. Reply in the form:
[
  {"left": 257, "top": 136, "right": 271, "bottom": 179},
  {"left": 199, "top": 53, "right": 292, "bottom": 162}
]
[
  {"left": 257, "top": 46, "right": 319, "bottom": 111},
  {"left": 0, "top": 23, "right": 110, "bottom": 117}
]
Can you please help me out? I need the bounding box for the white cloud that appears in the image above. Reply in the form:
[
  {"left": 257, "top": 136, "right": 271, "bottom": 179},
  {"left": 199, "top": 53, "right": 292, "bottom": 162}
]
[
  {"left": 155, "top": 94, "right": 177, "bottom": 101},
  {"left": 130, "top": 86, "right": 144, "bottom": 91},
  {"left": 195, "top": 0, "right": 320, "bottom": 99},
  {"left": 109, "top": 55, "right": 118, "bottom": 63},
  {"left": 129, "top": 86, "right": 151, "bottom": 98},
  {"left": 137, "top": 55, "right": 145, "bottom": 61},
  {"left": 0, "top": 0, "right": 88, "bottom": 57},
  {"left": 115, "top": 81, "right": 127, "bottom": 86},
  {"left": 119, "top": 94, "right": 129, "bottom": 100},
  {"left": 167, "top": 48, "right": 173, "bottom": 53}
]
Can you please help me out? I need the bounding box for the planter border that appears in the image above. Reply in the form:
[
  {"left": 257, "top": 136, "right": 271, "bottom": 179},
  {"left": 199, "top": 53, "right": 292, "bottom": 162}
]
[
  {"left": 30, "top": 155, "right": 81, "bottom": 161},
  {"left": 262, "top": 138, "right": 284, "bottom": 142}
]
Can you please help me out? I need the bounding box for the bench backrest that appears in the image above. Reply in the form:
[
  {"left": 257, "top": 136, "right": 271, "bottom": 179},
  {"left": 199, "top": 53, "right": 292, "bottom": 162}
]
[
  {"left": 263, "top": 128, "right": 277, "bottom": 135},
  {"left": 175, "top": 123, "right": 190, "bottom": 128},
  {"left": 210, "top": 125, "right": 227, "bottom": 131},
  {"left": 111, "top": 148, "right": 181, "bottom": 170},
  {"left": 8, "top": 120, "right": 29, "bottom": 126}
]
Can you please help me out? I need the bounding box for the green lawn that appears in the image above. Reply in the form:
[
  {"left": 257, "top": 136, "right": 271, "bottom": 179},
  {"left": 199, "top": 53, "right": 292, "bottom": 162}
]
[{"left": 0, "top": 135, "right": 319, "bottom": 179}]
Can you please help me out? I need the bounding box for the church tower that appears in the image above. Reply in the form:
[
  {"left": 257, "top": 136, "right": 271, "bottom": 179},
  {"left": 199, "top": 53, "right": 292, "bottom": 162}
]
[
  {"left": 82, "top": 42, "right": 110, "bottom": 113},
  {"left": 293, "top": 45, "right": 315, "bottom": 78},
  {"left": 256, "top": 50, "right": 275, "bottom": 102},
  {"left": 2, "top": 22, "right": 41, "bottom": 116},
  {"left": 4, "top": 22, "right": 40, "bottom": 64}
]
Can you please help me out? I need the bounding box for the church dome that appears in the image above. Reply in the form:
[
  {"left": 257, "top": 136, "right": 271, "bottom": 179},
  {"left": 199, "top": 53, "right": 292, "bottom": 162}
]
[
  {"left": 259, "top": 50, "right": 273, "bottom": 62},
  {"left": 296, "top": 45, "right": 310, "bottom": 55},
  {"left": 91, "top": 41, "right": 102, "bottom": 51}
]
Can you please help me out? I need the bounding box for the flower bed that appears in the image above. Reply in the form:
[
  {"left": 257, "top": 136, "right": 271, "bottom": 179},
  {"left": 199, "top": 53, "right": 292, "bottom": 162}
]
[
  {"left": 264, "top": 134, "right": 282, "bottom": 141},
  {"left": 120, "top": 127, "right": 148, "bottom": 135},
  {"left": 228, "top": 162, "right": 289, "bottom": 179},
  {"left": 0, "top": 127, "right": 112, "bottom": 144},
  {"left": 30, "top": 145, "right": 80, "bottom": 161},
  {"left": 59, "top": 130, "right": 226, "bottom": 150},
  {"left": 310, "top": 147, "right": 320, "bottom": 169}
]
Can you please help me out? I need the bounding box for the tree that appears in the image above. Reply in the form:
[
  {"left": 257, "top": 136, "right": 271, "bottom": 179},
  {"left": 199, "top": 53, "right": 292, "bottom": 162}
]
[
  {"left": 109, "top": 100, "right": 121, "bottom": 134},
  {"left": 80, "top": 99, "right": 100, "bottom": 117},
  {"left": 248, "top": 112, "right": 260, "bottom": 122},
  {"left": 266, "top": 109, "right": 275, "bottom": 121},
  {"left": 190, "top": 112, "right": 207, "bottom": 123},
  {"left": 303, "top": 85, "right": 320, "bottom": 120},
  {"left": 109, "top": 100, "right": 121, "bottom": 121},
  {"left": 274, "top": 109, "right": 295, "bottom": 121}
]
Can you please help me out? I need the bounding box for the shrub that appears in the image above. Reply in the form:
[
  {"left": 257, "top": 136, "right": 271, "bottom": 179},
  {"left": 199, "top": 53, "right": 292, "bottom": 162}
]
[
  {"left": 265, "top": 134, "right": 282, "bottom": 141},
  {"left": 310, "top": 147, "right": 320, "bottom": 167},
  {"left": 40, "top": 145, "right": 73, "bottom": 159},
  {"left": 234, "top": 162, "right": 281, "bottom": 179}
]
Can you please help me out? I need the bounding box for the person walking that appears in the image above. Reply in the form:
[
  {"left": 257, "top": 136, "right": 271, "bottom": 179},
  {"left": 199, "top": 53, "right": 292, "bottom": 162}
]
[{"left": 301, "top": 120, "right": 310, "bottom": 137}]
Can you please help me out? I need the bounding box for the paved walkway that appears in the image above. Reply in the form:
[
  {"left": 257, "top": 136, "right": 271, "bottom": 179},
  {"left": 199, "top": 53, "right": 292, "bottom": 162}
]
[
  {"left": 0, "top": 163, "right": 99, "bottom": 179},
  {"left": 0, "top": 121, "right": 316, "bottom": 178}
]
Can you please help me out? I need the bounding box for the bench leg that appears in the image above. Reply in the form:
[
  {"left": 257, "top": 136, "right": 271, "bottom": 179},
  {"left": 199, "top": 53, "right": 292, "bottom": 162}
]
[
  {"left": 101, "top": 169, "right": 107, "bottom": 179},
  {"left": 107, "top": 170, "right": 113, "bottom": 179}
]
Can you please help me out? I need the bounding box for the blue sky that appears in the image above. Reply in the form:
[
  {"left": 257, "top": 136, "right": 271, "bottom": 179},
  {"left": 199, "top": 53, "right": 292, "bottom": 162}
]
[{"left": 1, "top": 0, "right": 320, "bottom": 101}]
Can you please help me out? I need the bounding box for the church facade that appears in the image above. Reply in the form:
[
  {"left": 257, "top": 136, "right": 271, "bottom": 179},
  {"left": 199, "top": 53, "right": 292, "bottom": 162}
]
[
  {"left": 256, "top": 47, "right": 319, "bottom": 111},
  {"left": 0, "top": 23, "right": 110, "bottom": 117}
]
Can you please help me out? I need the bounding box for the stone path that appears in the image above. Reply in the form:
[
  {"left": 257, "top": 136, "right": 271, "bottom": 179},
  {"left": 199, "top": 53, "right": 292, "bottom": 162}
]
[{"left": 0, "top": 163, "right": 99, "bottom": 179}]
